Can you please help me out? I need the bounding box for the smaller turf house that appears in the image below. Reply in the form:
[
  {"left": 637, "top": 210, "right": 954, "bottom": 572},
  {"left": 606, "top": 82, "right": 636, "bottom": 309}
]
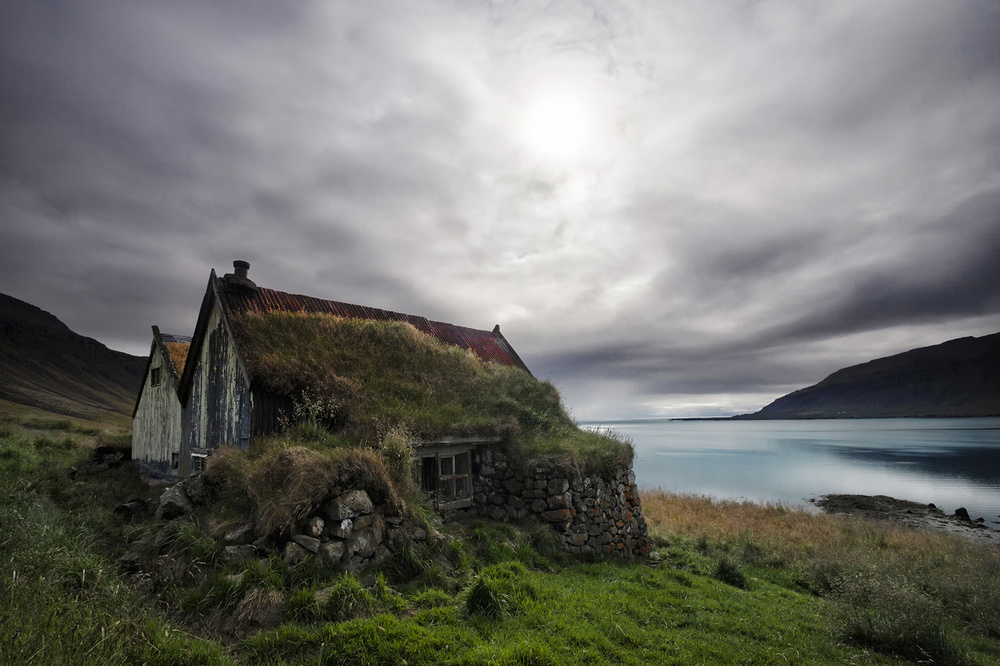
[{"left": 133, "top": 261, "right": 651, "bottom": 557}]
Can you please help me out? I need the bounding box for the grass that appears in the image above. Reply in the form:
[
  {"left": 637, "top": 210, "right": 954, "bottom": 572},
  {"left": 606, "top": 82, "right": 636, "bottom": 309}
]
[
  {"left": 4, "top": 420, "right": 1000, "bottom": 664},
  {"left": 231, "top": 311, "right": 632, "bottom": 476}
]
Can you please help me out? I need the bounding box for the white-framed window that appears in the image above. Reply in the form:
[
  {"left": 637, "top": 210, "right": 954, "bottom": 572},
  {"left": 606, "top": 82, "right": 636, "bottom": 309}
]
[
  {"left": 417, "top": 447, "right": 474, "bottom": 508},
  {"left": 438, "top": 451, "right": 471, "bottom": 502}
]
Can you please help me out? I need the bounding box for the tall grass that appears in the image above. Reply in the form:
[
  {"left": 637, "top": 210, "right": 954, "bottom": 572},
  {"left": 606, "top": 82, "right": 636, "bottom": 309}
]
[
  {"left": 0, "top": 422, "right": 231, "bottom": 665},
  {"left": 642, "top": 490, "right": 1000, "bottom": 660},
  {"left": 231, "top": 311, "right": 632, "bottom": 476}
]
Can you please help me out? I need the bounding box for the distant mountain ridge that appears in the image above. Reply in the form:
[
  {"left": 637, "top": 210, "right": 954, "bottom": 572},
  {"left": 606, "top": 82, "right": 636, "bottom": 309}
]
[
  {"left": 0, "top": 292, "right": 145, "bottom": 421},
  {"left": 746, "top": 332, "right": 1000, "bottom": 419}
]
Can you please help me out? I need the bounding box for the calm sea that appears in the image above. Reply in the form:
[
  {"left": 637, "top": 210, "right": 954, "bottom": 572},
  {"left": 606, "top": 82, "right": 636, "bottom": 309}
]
[{"left": 581, "top": 418, "right": 1000, "bottom": 528}]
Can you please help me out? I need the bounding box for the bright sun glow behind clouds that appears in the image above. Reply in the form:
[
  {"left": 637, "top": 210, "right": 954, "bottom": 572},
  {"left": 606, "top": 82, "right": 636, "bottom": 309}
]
[{"left": 520, "top": 93, "right": 592, "bottom": 161}]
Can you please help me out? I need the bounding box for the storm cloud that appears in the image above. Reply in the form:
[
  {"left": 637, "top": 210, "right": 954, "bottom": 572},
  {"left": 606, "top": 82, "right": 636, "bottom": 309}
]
[{"left": 2, "top": 0, "right": 999, "bottom": 418}]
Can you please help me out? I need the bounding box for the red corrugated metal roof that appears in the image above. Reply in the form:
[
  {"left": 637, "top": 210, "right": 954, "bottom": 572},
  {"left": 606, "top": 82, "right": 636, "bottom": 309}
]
[{"left": 222, "top": 280, "right": 530, "bottom": 373}]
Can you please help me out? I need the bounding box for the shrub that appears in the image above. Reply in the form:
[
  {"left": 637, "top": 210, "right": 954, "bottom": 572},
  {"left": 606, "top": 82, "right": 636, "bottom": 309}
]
[
  {"left": 714, "top": 556, "right": 747, "bottom": 589},
  {"left": 316, "top": 574, "right": 375, "bottom": 622},
  {"left": 833, "top": 570, "right": 959, "bottom": 662},
  {"left": 465, "top": 562, "right": 538, "bottom": 619}
]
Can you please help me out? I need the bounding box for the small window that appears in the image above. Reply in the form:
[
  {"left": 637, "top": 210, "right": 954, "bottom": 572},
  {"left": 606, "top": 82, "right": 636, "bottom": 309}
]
[
  {"left": 438, "top": 451, "right": 472, "bottom": 502},
  {"left": 150, "top": 367, "right": 162, "bottom": 387},
  {"left": 171, "top": 452, "right": 179, "bottom": 470},
  {"left": 416, "top": 448, "right": 475, "bottom": 509}
]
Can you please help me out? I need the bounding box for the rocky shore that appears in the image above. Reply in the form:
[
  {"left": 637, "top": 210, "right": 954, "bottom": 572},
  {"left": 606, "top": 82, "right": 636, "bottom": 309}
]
[{"left": 811, "top": 494, "right": 999, "bottom": 545}]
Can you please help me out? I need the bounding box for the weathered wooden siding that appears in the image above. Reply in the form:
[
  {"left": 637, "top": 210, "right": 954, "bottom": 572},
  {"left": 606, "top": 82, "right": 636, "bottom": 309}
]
[
  {"left": 181, "top": 301, "right": 250, "bottom": 477},
  {"left": 132, "top": 344, "right": 183, "bottom": 479}
]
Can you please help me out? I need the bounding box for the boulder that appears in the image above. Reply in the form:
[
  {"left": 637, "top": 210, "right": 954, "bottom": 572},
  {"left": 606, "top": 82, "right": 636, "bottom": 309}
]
[
  {"left": 301, "top": 516, "right": 325, "bottom": 538},
  {"left": 222, "top": 545, "right": 258, "bottom": 562},
  {"left": 350, "top": 528, "right": 379, "bottom": 559},
  {"left": 283, "top": 541, "right": 308, "bottom": 565},
  {"left": 156, "top": 485, "right": 193, "bottom": 519},
  {"left": 325, "top": 490, "right": 374, "bottom": 520},
  {"left": 222, "top": 523, "right": 254, "bottom": 545},
  {"left": 329, "top": 518, "right": 353, "bottom": 540},
  {"left": 319, "top": 540, "right": 346, "bottom": 565},
  {"left": 955, "top": 507, "right": 971, "bottom": 520},
  {"left": 182, "top": 474, "right": 213, "bottom": 505},
  {"left": 114, "top": 498, "right": 149, "bottom": 517},
  {"left": 548, "top": 478, "right": 570, "bottom": 495},
  {"left": 291, "top": 534, "right": 321, "bottom": 554}
]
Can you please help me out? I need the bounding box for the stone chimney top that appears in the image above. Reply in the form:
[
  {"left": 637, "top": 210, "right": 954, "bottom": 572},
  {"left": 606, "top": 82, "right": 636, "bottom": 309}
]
[{"left": 223, "top": 259, "right": 257, "bottom": 293}]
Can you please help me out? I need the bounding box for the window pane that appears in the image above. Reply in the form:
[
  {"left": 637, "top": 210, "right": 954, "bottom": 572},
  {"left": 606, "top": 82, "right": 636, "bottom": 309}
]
[
  {"left": 456, "top": 452, "right": 470, "bottom": 475},
  {"left": 455, "top": 477, "right": 468, "bottom": 498},
  {"left": 439, "top": 455, "right": 454, "bottom": 476},
  {"left": 441, "top": 479, "right": 455, "bottom": 499}
]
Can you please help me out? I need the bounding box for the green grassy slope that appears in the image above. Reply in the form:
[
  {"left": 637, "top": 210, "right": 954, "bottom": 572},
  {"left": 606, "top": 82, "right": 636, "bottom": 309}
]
[{"left": 4, "top": 418, "right": 1000, "bottom": 665}]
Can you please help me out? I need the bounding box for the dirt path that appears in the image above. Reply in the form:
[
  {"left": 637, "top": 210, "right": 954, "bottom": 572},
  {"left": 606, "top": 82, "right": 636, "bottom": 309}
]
[{"left": 812, "top": 494, "right": 1000, "bottom": 545}]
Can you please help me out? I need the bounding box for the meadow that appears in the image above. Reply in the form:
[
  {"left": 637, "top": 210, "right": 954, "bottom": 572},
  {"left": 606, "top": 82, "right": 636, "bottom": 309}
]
[{"left": 2, "top": 416, "right": 1000, "bottom": 665}]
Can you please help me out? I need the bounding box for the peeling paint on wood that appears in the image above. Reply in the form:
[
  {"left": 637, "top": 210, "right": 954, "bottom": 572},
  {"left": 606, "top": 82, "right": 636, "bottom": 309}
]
[{"left": 133, "top": 343, "right": 183, "bottom": 479}]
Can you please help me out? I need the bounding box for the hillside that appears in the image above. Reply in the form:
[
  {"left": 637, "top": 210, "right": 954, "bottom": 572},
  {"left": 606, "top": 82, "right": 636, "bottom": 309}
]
[
  {"left": 748, "top": 332, "right": 1000, "bottom": 419},
  {"left": 0, "top": 292, "right": 145, "bottom": 422}
]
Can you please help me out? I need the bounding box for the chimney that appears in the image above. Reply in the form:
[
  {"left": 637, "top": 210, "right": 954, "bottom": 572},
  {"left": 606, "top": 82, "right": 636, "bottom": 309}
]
[{"left": 223, "top": 259, "right": 257, "bottom": 293}]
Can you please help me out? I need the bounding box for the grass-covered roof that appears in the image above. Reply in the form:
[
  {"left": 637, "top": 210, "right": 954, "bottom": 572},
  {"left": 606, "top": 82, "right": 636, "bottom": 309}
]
[{"left": 231, "top": 310, "right": 631, "bottom": 476}]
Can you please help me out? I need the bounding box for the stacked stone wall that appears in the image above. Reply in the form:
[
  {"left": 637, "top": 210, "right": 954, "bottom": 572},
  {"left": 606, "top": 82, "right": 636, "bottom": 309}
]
[{"left": 473, "top": 447, "right": 652, "bottom": 557}]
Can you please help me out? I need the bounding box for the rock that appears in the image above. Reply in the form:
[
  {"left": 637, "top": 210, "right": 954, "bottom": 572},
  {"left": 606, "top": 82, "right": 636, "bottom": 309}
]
[
  {"left": 118, "top": 552, "right": 142, "bottom": 573},
  {"left": 182, "top": 474, "right": 213, "bottom": 505},
  {"left": 86, "top": 462, "right": 109, "bottom": 475},
  {"left": 319, "top": 540, "right": 346, "bottom": 565},
  {"left": 114, "top": 498, "right": 149, "bottom": 517},
  {"left": 291, "top": 534, "right": 321, "bottom": 554},
  {"left": 354, "top": 514, "right": 374, "bottom": 530},
  {"left": 955, "top": 507, "right": 971, "bottom": 520},
  {"left": 325, "top": 490, "right": 374, "bottom": 520},
  {"left": 301, "top": 516, "right": 325, "bottom": 538},
  {"left": 283, "top": 541, "right": 308, "bottom": 565},
  {"left": 222, "top": 545, "right": 257, "bottom": 562},
  {"left": 503, "top": 478, "right": 525, "bottom": 494},
  {"left": 541, "top": 508, "right": 573, "bottom": 523},
  {"left": 328, "top": 518, "right": 352, "bottom": 540},
  {"left": 223, "top": 523, "right": 254, "bottom": 545},
  {"left": 360, "top": 574, "right": 378, "bottom": 590},
  {"left": 225, "top": 572, "right": 245, "bottom": 586},
  {"left": 315, "top": 586, "right": 336, "bottom": 605},
  {"left": 66, "top": 466, "right": 78, "bottom": 479},
  {"left": 156, "top": 485, "right": 193, "bottom": 519},
  {"left": 350, "top": 528, "right": 379, "bottom": 558},
  {"left": 548, "top": 478, "right": 570, "bottom": 495}
]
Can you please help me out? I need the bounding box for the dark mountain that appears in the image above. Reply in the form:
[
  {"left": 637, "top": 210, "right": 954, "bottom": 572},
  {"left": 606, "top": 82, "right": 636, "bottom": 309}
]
[
  {"left": 0, "top": 292, "right": 145, "bottom": 421},
  {"left": 746, "top": 332, "right": 1000, "bottom": 419}
]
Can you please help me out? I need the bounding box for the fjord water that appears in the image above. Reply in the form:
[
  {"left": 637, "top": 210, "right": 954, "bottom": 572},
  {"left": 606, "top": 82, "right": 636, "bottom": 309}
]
[{"left": 584, "top": 418, "right": 1000, "bottom": 528}]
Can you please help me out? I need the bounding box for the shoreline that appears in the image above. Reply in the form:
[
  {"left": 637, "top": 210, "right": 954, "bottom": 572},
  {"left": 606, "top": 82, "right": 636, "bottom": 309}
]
[{"left": 811, "top": 494, "right": 1000, "bottom": 544}]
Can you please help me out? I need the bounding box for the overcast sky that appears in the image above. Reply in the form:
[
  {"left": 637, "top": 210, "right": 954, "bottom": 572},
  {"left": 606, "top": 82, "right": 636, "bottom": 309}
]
[{"left": 2, "top": 1, "right": 999, "bottom": 419}]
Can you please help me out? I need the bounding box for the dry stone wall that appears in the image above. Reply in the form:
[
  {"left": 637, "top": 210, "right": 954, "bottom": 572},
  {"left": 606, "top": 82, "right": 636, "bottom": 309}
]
[
  {"left": 156, "top": 477, "right": 436, "bottom": 573},
  {"left": 473, "top": 447, "right": 652, "bottom": 557}
]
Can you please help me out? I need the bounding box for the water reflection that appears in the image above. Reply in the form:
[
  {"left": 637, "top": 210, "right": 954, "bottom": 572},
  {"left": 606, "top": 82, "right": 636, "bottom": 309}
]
[{"left": 584, "top": 418, "right": 1000, "bottom": 527}]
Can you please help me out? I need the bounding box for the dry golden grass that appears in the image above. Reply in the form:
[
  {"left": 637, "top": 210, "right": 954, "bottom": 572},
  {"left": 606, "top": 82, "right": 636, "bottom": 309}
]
[
  {"left": 164, "top": 342, "right": 190, "bottom": 378},
  {"left": 641, "top": 488, "right": 986, "bottom": 557},
  {"left": 206, "top": 438, "right": 407, "bottom": 538}
]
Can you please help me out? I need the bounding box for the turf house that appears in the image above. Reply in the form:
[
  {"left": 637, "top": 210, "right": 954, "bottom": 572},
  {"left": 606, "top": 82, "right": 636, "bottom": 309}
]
[{"left": 133, "top": 261, "right": 651, "bottom": 557}]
